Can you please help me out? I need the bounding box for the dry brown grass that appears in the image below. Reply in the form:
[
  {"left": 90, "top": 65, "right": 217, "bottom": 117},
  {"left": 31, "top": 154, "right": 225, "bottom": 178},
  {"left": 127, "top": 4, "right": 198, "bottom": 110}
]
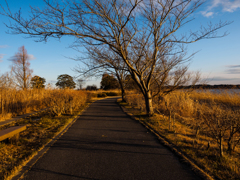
[
  {"left": 47, "top": 89, "right": 88, "bottom": 116},
  {"left": 0, "top": 88, "right": 89, "bottom": 121},
  {"left": 0, "top": 89, "right": 89, "bottom": 180},
  {"left": 124, "top": 89, "right": 240, "bottom": 180},
  {"left": 190, "top": 90, "right": 240, "bottom": 108},
  {"left": 86, "top": 89, "right": 122, "bottom": 98},
  {"left": 0, "top": 88, "right": 49, "bottom": 121}
]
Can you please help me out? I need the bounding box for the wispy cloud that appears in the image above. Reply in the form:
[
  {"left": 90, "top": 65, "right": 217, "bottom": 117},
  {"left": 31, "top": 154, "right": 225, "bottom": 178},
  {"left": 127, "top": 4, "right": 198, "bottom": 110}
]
[
  {"left": 225, "top": 65, "right": 240, "bottom": 74},
  {"left": 226, "top": 65, "right": 240, "bottom": 68},
  {"left": 201, "top": 0, "right": 240, "bottom": 17},
  {"left": 28, "top": 54, "right": 36, "bottom": 60},
  {"left": 0, "top": 45, "right": 9, "bottom": 48},
  {"left": 211, "top": 76, "right": 240, "bottom": 81},
  {"left": 208, "top": 76, "right": 240, "bottom": 84},
  {"left": 0, "top": 54, "right": 6, "bottom": 62}
]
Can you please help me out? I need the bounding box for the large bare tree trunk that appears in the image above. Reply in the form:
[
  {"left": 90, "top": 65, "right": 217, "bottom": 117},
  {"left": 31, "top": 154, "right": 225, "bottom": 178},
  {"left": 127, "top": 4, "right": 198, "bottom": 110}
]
[
  {"left": 121, "top": 88, "right": 126, "bottom": 102},
  {"left": 144, "top": 91, "right": 154, "bottom": 116},
  {"left": 116, "top": 73, "right": 127, "bottom": 102}
]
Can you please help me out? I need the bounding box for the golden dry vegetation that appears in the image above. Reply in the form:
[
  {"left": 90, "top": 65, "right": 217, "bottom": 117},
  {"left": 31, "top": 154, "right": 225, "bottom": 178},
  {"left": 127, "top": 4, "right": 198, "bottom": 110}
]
[
  {"left": 124, "top": 89, "right": 240, "bottom": 180},
  {"left": 0, "top": 89, "right": 89, "bottom": 180},
  {"left": 88, "top": 89, "right": 122, "bottom": 98},
  {"left": 0, "top": 88, "right": 89, "bottom": 121}
]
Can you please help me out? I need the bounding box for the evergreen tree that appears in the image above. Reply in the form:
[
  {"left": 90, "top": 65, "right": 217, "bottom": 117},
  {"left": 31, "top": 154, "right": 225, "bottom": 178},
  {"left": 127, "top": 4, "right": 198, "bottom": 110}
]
[
  {"left": 31, "top": 75, "right": 46, "bottom": 89},
  {"left": 56, "top": 74, "right": 76, "bottom": 89},
  {"left": 100, "top": 73, "right": 119, "bottom": 90}
]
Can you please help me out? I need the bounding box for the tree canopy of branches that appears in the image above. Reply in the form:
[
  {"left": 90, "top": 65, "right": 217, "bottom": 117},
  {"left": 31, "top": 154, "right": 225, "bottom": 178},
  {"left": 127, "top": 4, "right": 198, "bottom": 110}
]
[
  {"left": 31, "top": 75, "right": 46, "bottom": 89},
  {"left": 100, "top": 73, "right": 119, "bottom": 90},
  {"left": 74, "top": 46, "right": 130, "bottom": 102},
  {"left": 9, "top": 46, "right": 33, "bottom": 90},
  {"left": 56, "top": 74, "right": 76, "bottom": 89},
  {"left": 125, "top": 75, "right": 138, "bottom": 90},
  {"left": 0, "top": 0, "right": 231, "bottom": 115}
]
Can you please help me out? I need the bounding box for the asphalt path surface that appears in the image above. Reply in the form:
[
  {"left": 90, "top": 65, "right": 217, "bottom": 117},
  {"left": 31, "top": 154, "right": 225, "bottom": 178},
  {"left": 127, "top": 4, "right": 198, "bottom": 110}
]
[{"left": 21, "top": 97, "right": 201, "bottom": 180}]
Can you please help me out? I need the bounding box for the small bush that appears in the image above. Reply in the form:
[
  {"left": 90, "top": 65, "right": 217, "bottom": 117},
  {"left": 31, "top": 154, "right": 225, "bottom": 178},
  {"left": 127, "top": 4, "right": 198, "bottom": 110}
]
[
  {"left": 97, "top": 93, "right": 107, "bottom": 97},
  {"left": 125, "top": 93, "right": 145, "bottom": 111},
  {"left": 47, "top": 89, "right": 87, "bottom": 116},
  {"left": 85, "top": 92, "right": 95, "bottom": 101}
]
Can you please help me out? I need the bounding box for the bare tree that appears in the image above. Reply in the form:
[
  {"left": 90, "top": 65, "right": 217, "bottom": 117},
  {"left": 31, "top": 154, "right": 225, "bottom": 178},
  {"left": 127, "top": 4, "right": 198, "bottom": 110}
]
[
  {"left": 0, "top": 72, "right": 15, "bottom": 115},
  {"left": 0, "top": 72, "right": 15, "bottom": 89},
  {"left": 1, "top": 0, "right": 231, "bottom": 115},
  {"left": 74, "top": 46, "right": 129, "bottom": 102},
  {"left": 9, "top": 46, "right": 33, "bottom": 90},
  {"left": 76, "top": 40, "right": 200, "bottom": 105},
  {"left": 75, "top": 78, "right": 85, "bottom": 90}
]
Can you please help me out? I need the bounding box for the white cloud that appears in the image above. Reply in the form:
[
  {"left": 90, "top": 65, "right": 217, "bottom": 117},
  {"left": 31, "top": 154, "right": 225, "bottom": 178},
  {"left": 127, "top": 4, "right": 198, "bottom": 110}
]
[
  {"left": 0, "top": 45, "right": 9, "bottom": 48},
  {"left": 201, "top": 11, "right": 214, "bottom": 17},
  {"left": 218, "top": 0, "right": 240, "bottom": 12},
  {"left": 28, "top": 54, "right": 36, "bottom": 60},
  {"left": 202, "top": 0, "right": 240, "bottom": 17}
]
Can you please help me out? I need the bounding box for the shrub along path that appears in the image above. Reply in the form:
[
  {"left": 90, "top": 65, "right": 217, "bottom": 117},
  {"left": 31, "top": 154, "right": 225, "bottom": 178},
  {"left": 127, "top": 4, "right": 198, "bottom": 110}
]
[
  {"left": 16, "top": 98, "right": 201, "bottom": 180},
  {"left": 0, "top": 108, "right": 49, "bottom": 127}
]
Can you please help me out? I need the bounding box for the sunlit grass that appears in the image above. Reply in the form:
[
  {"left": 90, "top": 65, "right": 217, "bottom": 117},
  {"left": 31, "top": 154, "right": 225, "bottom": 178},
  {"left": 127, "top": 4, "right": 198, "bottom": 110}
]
[
  {"left": 124, "top": 89, "right": 240, "bottom": 180},
  {"left": 0, "top": 89, "right": 89, "bottom": 180},
  {"left": 0, "top": 88, "right": 89, "bottom": 121}
]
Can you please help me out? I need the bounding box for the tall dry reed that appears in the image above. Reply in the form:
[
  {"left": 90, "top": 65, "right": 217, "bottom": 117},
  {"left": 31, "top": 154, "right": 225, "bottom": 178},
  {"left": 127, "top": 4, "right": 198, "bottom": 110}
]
[
  {"left": 47, "top": 89, "right": 88, "bottom": 116},
  {"left": 126, "top": 90, "right": 240, "bottom": 156},
  {"left": 0, "top": 88, "right": 88, "bottom": 121},
  {"left": 125, "top": 89, "right": 240, "bottom": 179}
]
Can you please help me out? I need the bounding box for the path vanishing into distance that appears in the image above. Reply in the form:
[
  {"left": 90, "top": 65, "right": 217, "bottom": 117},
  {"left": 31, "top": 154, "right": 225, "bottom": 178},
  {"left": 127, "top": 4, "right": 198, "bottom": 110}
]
[{"left": 16, "top": 97, "right": 202, "bottom": 180}]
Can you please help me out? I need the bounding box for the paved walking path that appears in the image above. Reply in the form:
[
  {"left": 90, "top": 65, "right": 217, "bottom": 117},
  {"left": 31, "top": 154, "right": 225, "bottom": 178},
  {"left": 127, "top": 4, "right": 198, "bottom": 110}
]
[{"left": 19, "top": 98, "right": 201, "bottom": 180}]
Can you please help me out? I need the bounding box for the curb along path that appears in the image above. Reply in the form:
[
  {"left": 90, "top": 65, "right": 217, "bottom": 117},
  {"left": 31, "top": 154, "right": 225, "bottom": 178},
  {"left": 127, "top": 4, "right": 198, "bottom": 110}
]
[{"left": 16, "top": 98, "right": 201, "bottom": 180}]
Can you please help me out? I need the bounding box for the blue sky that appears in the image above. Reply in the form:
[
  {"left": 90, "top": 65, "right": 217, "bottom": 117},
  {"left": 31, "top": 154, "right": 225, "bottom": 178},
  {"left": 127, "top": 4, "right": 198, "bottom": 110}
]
[{"left": 0, "top": 0, "right": 240, "bottom": 87}]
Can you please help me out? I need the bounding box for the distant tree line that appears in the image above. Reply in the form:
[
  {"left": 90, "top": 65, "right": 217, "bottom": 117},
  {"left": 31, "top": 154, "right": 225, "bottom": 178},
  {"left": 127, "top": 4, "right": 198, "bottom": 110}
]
[{"left": 86, "top": 85, "right": 97, "bottom": 91}]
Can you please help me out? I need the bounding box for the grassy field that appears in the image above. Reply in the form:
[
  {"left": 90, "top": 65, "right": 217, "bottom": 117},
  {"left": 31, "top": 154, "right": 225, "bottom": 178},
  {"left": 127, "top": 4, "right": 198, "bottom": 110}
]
[
  {"left": 0, "top": 89, "right": 89, "bottom": 180},
  {"left": 1, "top": 88, "right": 239, "bottom": 179},
  {"left": 0, "top": 88, "right": 89, "bottom": 121},
  {"left": 124, "top": 90, "right": 240, "bottom": 180}
]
